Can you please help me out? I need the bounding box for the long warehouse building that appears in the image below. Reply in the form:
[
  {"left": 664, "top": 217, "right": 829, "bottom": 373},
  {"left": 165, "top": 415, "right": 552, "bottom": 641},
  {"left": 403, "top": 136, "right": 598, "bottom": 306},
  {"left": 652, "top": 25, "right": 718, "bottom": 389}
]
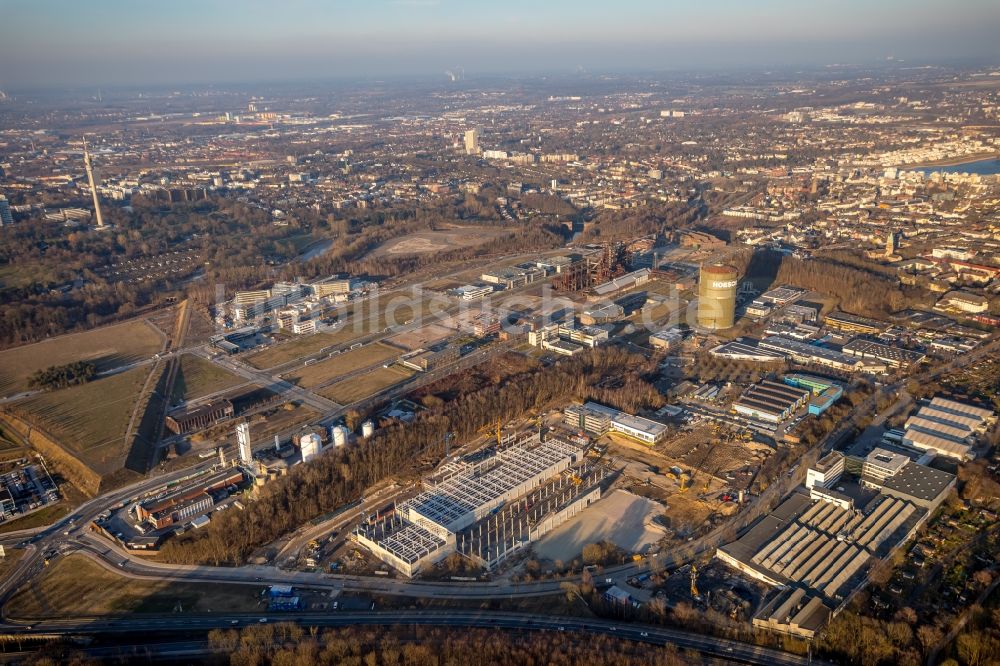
[
  {"left": 732, "top": 380, "right": 811, "bottom": 424},
  {"left": 900, "top": 396, "right": 995, "bottom": 460},
  {"left": 758, "top": 336, "right": 887, "bottom": 374}
]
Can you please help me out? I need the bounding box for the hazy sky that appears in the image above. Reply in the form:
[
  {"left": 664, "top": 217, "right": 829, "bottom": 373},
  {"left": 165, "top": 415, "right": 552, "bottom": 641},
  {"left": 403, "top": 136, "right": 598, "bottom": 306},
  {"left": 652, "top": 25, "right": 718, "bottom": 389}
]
[{"left": 1, "top": 0, "right": 998, "bottom": 88}]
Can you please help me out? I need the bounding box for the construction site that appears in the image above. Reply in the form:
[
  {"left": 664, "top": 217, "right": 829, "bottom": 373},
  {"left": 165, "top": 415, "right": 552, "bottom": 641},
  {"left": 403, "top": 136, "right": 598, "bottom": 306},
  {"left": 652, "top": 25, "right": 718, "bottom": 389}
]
[
  {"left": 352, "top": 432, "right": 609, "bottom": 577},
  {"left": 588, "top": 413, "right": 772, "bottom": 539}
]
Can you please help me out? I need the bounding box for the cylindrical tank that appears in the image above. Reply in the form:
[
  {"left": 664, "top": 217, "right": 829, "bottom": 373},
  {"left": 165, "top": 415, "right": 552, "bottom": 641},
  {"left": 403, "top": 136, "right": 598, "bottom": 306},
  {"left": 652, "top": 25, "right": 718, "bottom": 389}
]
[
  {"left": 697, "top": 264, "right": 738, "bottom": 330},
  {"left": 361, "top": 420, "right": 375, "bottom": 439},
  {"left": 300, "top": 432, "right": 321, "bottom": 462},
  {"left": 330, "top": 425, "right": 348, "bottom": 447}
]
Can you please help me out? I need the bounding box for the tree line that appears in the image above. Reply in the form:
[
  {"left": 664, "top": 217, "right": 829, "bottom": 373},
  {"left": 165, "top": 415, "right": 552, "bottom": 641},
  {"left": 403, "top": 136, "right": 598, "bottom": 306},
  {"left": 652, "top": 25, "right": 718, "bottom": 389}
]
[
  {"left": 27, "top": 361, "right": 97, "bottom": 391},
  {"left": 735, "top": 248, "right": 929, "bottom": 317},
  {"left": 579, "top": 202, "right": 702, "bottom": 244},
  {"left": 205, "top": 623, "right": 696, "bottom": 666}
]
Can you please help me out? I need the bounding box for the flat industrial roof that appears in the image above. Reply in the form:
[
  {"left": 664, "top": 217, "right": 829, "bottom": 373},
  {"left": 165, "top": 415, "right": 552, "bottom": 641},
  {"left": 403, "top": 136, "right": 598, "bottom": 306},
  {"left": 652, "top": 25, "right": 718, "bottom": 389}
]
[
  {"left": 864, "top": 448, "right": 910, "bottom": 474},
  {"left": 842, "top": 339, "right": 925, "bottom": 363},
  {"left": 612, "top": 412, "right": 668, "bottom": 437},
  {"left": 905, "top": 416, "right": 972, "bottom": 442},
  {"left": 581, "top": 402, "right": 621, "bottom": 418},
  {"left": 917, "top": 405, "right": 982, "bottom": 430},
  {"left": 719, "top": 491, "right": 812, "bottom": 564},
  {"left": 711, "top": 341, "right": 786, "bottom": 360},
  {"left": 753, "top": 381, "right": 810, "bottom": 403},
  {"left": 405, "top": 440, "right": 578, "bottom": 533},
  {"left": 759, "top": 336, "right": 862, "bottom": 365},
  {"left": 882, "top": 462, "right": 955, "bottom": 503},
  {"left": 825, "top": 312, "right": 886, "bottom": 329}
]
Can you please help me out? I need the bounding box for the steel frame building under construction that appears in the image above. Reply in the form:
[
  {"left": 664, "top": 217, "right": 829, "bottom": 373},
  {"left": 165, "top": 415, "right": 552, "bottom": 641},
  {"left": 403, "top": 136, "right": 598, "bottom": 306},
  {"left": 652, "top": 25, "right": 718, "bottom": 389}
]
[{"left": 353, "top": 434, "right": 606, "bottom": 576}]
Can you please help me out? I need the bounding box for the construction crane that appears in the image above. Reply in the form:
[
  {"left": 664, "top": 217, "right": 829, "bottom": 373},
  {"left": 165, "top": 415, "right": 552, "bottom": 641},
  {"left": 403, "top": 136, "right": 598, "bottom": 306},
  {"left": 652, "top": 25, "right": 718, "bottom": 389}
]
[
  {"left": 477, "top": 419, "right": 503, "bottom": 447},
  {"left": 690, "top": 564, "right": 700, "bottom": 599}
]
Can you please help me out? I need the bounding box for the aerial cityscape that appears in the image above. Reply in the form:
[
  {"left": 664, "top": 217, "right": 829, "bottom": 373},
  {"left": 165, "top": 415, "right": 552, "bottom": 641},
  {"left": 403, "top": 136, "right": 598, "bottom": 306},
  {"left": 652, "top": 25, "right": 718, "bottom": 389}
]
[{"left": 0, "top": 1, "right": 999, "bottom": 665}]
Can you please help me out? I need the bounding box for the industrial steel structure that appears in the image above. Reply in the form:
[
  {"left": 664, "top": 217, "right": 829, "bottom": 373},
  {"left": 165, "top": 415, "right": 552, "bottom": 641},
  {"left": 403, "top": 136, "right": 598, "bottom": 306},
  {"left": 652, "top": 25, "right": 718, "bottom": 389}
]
[
  {"left": 552, "top": 242, "right": 629, "bottom": 292},
  {"left": 354, "top": 434, "right": 605, "bottom": 576}
]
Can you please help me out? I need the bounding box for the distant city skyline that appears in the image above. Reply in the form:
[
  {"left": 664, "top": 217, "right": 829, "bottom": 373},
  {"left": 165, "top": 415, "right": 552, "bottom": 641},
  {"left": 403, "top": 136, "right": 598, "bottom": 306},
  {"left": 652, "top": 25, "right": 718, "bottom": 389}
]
[{"left": 1, "top": 0, "right": 999, "bottom": 88}]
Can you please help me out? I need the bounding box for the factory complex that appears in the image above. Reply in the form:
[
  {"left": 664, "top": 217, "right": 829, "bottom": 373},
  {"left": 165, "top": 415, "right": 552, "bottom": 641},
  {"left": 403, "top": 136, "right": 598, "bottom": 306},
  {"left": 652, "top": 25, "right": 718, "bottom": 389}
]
[
  {"left": 718, "top": 443, "right": 957, "bottom": 638},
  {"left": 354, "top": 434, "right": 605, "bottom": 577}
]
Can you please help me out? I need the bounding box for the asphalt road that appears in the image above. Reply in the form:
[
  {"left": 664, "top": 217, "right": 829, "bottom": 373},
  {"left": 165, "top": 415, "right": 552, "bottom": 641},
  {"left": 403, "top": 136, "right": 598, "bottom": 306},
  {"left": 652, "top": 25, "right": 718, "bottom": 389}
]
[{"left": 1, "top": 610, "right": 828, "bottom": 666}]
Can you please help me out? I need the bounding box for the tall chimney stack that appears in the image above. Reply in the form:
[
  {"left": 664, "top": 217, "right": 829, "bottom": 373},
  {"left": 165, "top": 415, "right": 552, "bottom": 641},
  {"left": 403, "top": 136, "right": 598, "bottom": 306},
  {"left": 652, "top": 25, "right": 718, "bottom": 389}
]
[{"left": 83, "top": 137, "right": 105, "bottom": 228}]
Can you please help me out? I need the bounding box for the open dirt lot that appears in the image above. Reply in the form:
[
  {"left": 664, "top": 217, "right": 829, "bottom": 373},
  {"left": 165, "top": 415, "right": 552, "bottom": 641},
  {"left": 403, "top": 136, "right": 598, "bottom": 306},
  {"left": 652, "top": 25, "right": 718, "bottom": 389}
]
[
  {"left": 372, "top": 227, "right": 508, "bottom": 257},
  {"left": 0, "top": 319, "right": 165, "bottom": 395},
  {"left": 386, "top": 323, "right": 456, "bottom": 352},
  {"left": 534, "top": 489, "right": 667, "bottom": 562},
  {"left": 655, "top": 425, "right": 772, "bottom": 479}
]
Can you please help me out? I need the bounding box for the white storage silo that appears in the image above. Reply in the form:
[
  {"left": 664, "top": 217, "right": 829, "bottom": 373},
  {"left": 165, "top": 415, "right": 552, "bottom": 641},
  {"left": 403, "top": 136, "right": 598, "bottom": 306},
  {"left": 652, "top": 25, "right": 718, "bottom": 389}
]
[
  {"left": 300, "top": 432, "right": 322, "bottom": 463},
  {"left": 361, "top": 420, "right": 375, "bottom": 439},
  {"left": 330, "top": 425, "right": 348, "bottom": 447}
]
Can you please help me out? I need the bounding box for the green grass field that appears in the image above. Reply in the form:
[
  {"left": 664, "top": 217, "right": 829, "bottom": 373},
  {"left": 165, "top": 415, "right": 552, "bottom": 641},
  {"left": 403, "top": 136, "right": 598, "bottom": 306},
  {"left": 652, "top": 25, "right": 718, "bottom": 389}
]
[
  {"left": 0, "top": 319, "right": 165, "bottom": 395},
  {"left": 14, "top": 366, "right": 151, "bottom": 476},
  {"left": 170, "top": 354, "right": 245, "bottom": 403},
  {"left": 7, "top": 555, "right": 263, "bottom": 618},
  {"left": 282, "top": 343, "right": 401, "bottom": 389},
  {"left": 318, "top": 365, "right": 414, "bottom": 404}
]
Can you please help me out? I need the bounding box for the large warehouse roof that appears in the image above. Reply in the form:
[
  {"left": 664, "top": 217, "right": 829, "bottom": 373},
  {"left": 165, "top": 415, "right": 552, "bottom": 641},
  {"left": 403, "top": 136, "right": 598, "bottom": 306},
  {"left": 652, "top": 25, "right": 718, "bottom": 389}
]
[
  {"left": 718, "top": 490, "right": 923, "bottom": 602},
  {"left": 759, "top": 336, "right": 872, "bottom": 369},
  {"left": 882, "top": 462, "right": 955, "bottom": 504},
  {"left": 901, "top": 396, "right": 993, "bottom": 460},
  {"left": 710, "top": 341, "right": 785, "bottom": 362},
  {"left": 405, "top": 439, "right": 578, "bottom": 534},
  {"left": 902, "top": 429, "right": 972, "bottom": 460},
  {"left": 917, "top": 405, "right": 982, "bottom": 431},
  {"left": 929, "top": 396, "right": 992, "bottom": 422},
  {"left": 904, "top": 416, "right": 971, "bottom": 442}
]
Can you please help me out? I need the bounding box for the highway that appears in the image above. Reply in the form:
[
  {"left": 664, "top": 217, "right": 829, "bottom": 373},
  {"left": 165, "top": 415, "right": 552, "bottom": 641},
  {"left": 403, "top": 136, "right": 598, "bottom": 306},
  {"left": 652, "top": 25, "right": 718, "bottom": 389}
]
[{"left": 0, "top": 610, "right": 828, "bottom": 666}]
